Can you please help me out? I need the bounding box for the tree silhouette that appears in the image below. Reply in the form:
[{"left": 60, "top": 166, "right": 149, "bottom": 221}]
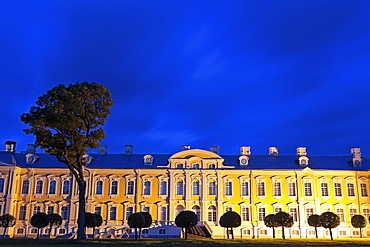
[
  {"left": 264, "top": 214, "right": 280, "bottom": 238},
  {"left": 320, "top": 212, "right": 340, "bottom": 240},
  {"left": 139, "top": 212, "right": 152, "bottom": 238},
  {"left": 175, "top": 211, "right": 198, "bottom": 239},
  {"left": 30, "top": 212, "right": 49, "bottom": 239},
  {"left": 308, "top": 214, "right": 322, "bottom": 238},
  {"left": 85, "top": 213, "right": 103, "bottom": 239},
  {"left": 128, "top": 212, "right": 145, "bottom": 240},
  {"left": 47, "top": 213, "right": 62, "bottom": 239},
  {"left": 21, "top": 82, "right": 113, "bottom": 239},
  {"left": 0, "top": 214, "right": 16, "bottom": 239},
  {"left": 275, "top": 211, "right": 293, "bottom": 240},
  {"left": 219, "top": 211, "right": 241, "bottom": 239},
  {"left": 351, "top": 215, "right": 367, "bottom": 238}
]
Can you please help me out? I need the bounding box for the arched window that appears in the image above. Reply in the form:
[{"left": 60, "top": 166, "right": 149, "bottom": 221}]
[
  {"left": 96, "top": 181, "right": 103, "bottom": 195},
  {"left": 62, "top": 180, "right": 70, "bottom": 194},
  {"left": 208, "top": 164, "right": 216, "bottom": 169},
  {"left": 176, "top": 180, "right": 184, "bottom": 195},
  {"left": 35, "top": 180, "right": 43, "bottom": 194},
  {"left": 175, "top": 205, "right": 184, "bottom": 216},
  {"left": 127, "top": 181, "right": 134, "bottom": 195},
  {"left": 111, "top": 181, "right": 118, "bottom": 195},
  {"left": 21, "top": 180, "right": 29, "bottom": 194},
  {"left": 49, "top": 180, "right": 56, "bottom": 194},
  {"left": 159, "top": 181, "right": 167, "bottom": 195},
  {"left": 225, "top": 181, "right": 232, "bottom": 196},
  {"left": 192, "top": 163, "right": 200, "bottom": 169},
  {"left": 176, "top": 163, "right": 184, "bottom": 168},
  {"left": 193, "top": 180, "right": 200, "bottom": 195},
  {"left": 143, "top": 181, "right": 151, "bottom": 195},
  {"left": 208, "top": 206, "right": 217, "bottom": 222},
  {"left": 209, "top": 180, "right": 216, "bottom": 195},
  {"left": 192, "top": 205, "right": 201, "bottom": 221}
]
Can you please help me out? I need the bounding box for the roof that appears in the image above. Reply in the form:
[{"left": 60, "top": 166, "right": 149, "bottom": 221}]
[{"left": 0, "top": 151, "right": 369, "bottom": 171}]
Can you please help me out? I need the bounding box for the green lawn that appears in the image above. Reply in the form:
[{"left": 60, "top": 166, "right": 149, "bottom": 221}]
[{"left": 1, "top": 238, "right": 370, "bottom": 247}]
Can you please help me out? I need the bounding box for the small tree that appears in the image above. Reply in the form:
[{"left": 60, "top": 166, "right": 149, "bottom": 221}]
[
  {"left": 128, "top": 212, "right": 145, "bottom": 240},
  {"left": 139, "top": 212, "right": 152, "bottom": 238},
  {"left": 320, "top": 212, "right": 340, "bottom": 240},
  {"left": 175, "top": 211, "right": 197, "bottom": 239},
  {"left": 351, "top": 215, "right": 367, "bottom": 238},
  {"left": 0, "top": 214, "right": 16, "bottom": 238},
  {"left": 85, "top": 213, "right": 103, "bottom": 239},
  {"left": 30, "top": 212, "right": 49, "bottom": 239},
  {"left": 308, "top": 214, "right": 322, "bottom": 238},
  {"left": 264, "top": 214, "right": 280, "bottom": 238},
  {"left": 48, "top": 213, "right": 62, "bottom": 239},
  {"left": 275, "top": 211, "right": 293, "bottom": 240},
  {"left": 219, "top": 211, "right": 241, "bottom": 239}
]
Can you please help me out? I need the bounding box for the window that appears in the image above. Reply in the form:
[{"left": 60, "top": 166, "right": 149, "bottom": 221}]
[
  {"left": 176, "top": 180, "right": 184, "bottom": 195},
  {"left": 159, "top": 181, "right": 167, "bottom": 195},
  {"left": 363, "top": 208, "right": 370, "bottom": 218},
  {"left": 17, "top": 228, "right": 24, "bottom": 234},
  {"left": 96, "top": 181, "right": 103, "bottom": 195},
  {"left": 160, "top": 206, "right": 167, "bottom": 221},
  {"left": 350, "top": 208, "right": 357, "bottom": 218},
  {"left": 19, "top": 206, "right": 27, "bottom": 220},
  {"left": 353, "top": 230, "right": 360, "bottom": 236},
  {"left": 225, "top": 181, "right": 232, "bottom": 196},
  {"left": 22, "top": 180, "right": 29, "bottom": 194},
  {"left": 288, "top": 182, "right": 296, "bottom": 196},
  {"left": 59, "top": 229, "right": 66, "bottom": 234},
  {"left": 110, "top": 207, "right": 117, "bottom": 220},
  {"left": 208, "top": 164, "right": 216, "bottom": 169},
  {"left": 111, "top": 181, "right": 118, "bottom": 195},
  {"left": 142, "top": 229, "right": 149, "bottom": 235},
  {"left": 159, "top": 229, "right": 166, "bottom": 234},
  {"left": 306, "top": 208, "right": 313, "bottom": 220},
  {"left": 33, "top": 206, "right": 41, "bottom": 215},
  {"left": 193, "top": 180, "right": 200, "bottom": 195},
  {"left": 125, "top": 206, "right": 133, "bottom": 220},
  {"left": 273, "top": 182, "right": 281, "bottom": 196},
  {"left": 143, "top": 181, "right": 151, "bottom": 195},
  {"left": 321, "top": 183, "right": 328, "bottom": 196},
  {"left": 35, "top": 180, "right": 43, "bottom": 194},
  {"left": 226, "top": 206, "right": 233, "bottom": 212},
  {"left": 127, "top": 181, "right": 134, "bottom": 195},
  {"left": 347, "top": 183, "right": 355, "bottom": 196},
  {"left": 0, "top": 178, "right": 4, "bottom": 193},
  {"left": 260, "top": 230, "right": 267, "bottom": 235},
  {"left": 339, "top": 230, "right": 346, "bottom": 236},
  {"left": 258, "top": 208, "right": 266, "bottom": 221},
  {"left": 143, "top": 207, "right": 150, "bottom": 213},
  {"left": 176, "top": 163, "right": 184, "bottom": 168},
  {"left": 292, "top": 230, "right": 299, "bottom": 235},
  {"left": 257, "top": 182, "right": 265, "bottom": 196},
  {"left": 192, "top": 205, "right": 201, "bottom": 221},
  {"left": 336, "top": 208, "right": 344, "bottom": 222},
  {"left": 334, "top": 183, "right": 342, "bottom": 197},
  {"left": 290, "top": 208, "right": 298, "bottom": 222},
  {"left": 192, "top": 163, "right": 200, "bottom": 169},
  {"left": 304, "top": 183, "right": 312, "bottom": 196},
  {"left": 209, "top": 181, "right": 216, "bottom": 195},
  {"left": 49, "top": 180, "right": 56, "bottom": 194},
  {"left": 361, "top": 183, "right": 368, "bottom": 196},
  {"left": 61, "top": 206, "right": 69, "bottom": 220},
  {"left": 208, "top": 206, "right": 217, "bottom": 222},
  {"left": 31, "top": 228, "right": 38, "bottom": 234},
  {"left": 47, "top": 206, "right": 54, "bottom": 215},
  {"left": 241, "top": 182, "right": 249, "bottom": 196},
  {"left": 274, "top": 207, "right": 282, "bottom": 214},
  {"left": 241, "top": 207, "right": 250, "bottom": 221},
  {"left": 62, "top": 180, "right": 70, "bottom": 194},
  {"left": 95, "top": 206, "right": 101, "bottom": 215}
]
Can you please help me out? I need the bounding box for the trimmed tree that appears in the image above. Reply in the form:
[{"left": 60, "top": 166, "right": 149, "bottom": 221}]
[
  {"left": 0, "top": 214, "right": 16, "bottom": 239},
  {"left": 139, "top": 212, "right": 152, "bottom": 238},
  {"left": 175, "top": 210, "right": 198, "bottom": 239},
  {"left": 264, "top": 214, "right": 280, "bottom": 238},
  {"left": 21, "top": 82, "right": 114, "bottom": 240},
  {"left": 320, "top": 212, "right": 340, "bottom": 240},
  {"left": 85, "top": 213, "right": 103, "bottom": 239},
  {"left": 128, "top": 212, "right": 145, "bottom": 240},
  {"left": 30, "top": 212, "right": 49, "bottom": 239},
  {"left": 308, "top": 214, "right": 322, "bottom": 238},
  {"left": 275, "top": 211, "right": 293, "bottom": 240},
  {"left": 351, "top": 215, "right": 367, "bottom": 238},
  {"left": 219, "top": 211, "right": 241, "bottom": 239},
  {"left": 48, "top": 213, "right": 62, "bottom": 239}
]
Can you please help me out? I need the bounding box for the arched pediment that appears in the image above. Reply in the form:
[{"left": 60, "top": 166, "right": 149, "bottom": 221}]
[{"left": 169, "top": 149, "right": 223, "bottom": 159}]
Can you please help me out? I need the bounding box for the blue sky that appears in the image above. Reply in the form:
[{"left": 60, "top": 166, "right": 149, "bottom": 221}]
[{"left": 1, "top": 0, "right": 370, "bottom": 156}]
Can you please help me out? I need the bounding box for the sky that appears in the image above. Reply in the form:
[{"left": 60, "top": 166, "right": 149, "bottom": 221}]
[{"left": 1, "top": 0, "right": 370, "bottom": 156}]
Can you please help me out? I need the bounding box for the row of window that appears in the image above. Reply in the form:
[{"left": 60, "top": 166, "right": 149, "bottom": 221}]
[
  {"left": 19, "top": 205, "right": 69, "bottom": 220},
  {"left": 21, "top": 180, "right": 70, "bottom": 195}
]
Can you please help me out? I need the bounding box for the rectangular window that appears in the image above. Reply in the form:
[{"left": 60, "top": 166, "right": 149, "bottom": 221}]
[
  {"left": 306, "top": 208, "right": 313, "bottom": 220},
  {"left": 273, "top": 182, "right": 281, "bottom": 196},
  {"left": 347, "top": 183, "right": 355, "bottom": 196},
  {"left": 193, "top": 181, "right": 200, "bottom": 195},
  {"left": 290, "top": 208, "right": 298, "bottom": 222},
  {"left": 274, "top": 207, "right": 282, "bottom": 214},
  {"left": 61, "top": 206, "right": 69, "bottom": 220},
  {"left": 225, "top": 182, "right": 232, "bottom": 196},
  {"left": 22, "top": 180, "right": 29, "bottom": 194},
  {"left": 143, "top": 181, "right": 151, "bottom": 195},
  {"left": 209, "top": 181, "right": 216, "bottom": 195},
  {"left": 288, "top": 182, "right": 296, "bottom": 196},
  {"left": 334, "top": 183, "right": 342, "bottom": 197},
  {"left": 62, "top": 181, "right": 70, "bottom": 194},
  {"left": 361, "top": 183, "right": 368, "bottom": 196},
  {"left": 33, "top": 206, "right": 41, "bottom": 215},
  {"left": 111, "top": 181, "right": 118, "bottom": 195},
  {"left": 258, "top": 208, "right": 266, "bottom": 221},
  {"left": 49, "top": 180, "right": 56, "bottom": 194},
  {"left": 143, "top": 207, "right": 150, "bottom": 213},
  {"left": 0, "top": 178, "right": 4, "bottom": 193},
  {"left": 350, "top": 208, "right": 357, "bottom": 218},
  {"left": 363, "top": 209, "right": 370, "bottom": 218},
  {"left": 95, "top": 206, "right": 101, "bottom": 215},
  {"left": 304, "top": 183, "right": 312, "bottom": 196},
  {"left": 127, "top": 181, "right": 134, "bottom": 195},
  {"left": 19, "top": 206, "right": 27, "bottom": 220},
  {"left": 241, "top": 182, "right": 249, "bottom": 196},
  {"left": 96, "top": 181, "right": 103, "bottom": 195},
  {"left": 47, "top": 206, "right": 54, "bottom": 215},
  {"left": 35, "top": 181, "right": 43, "bottom": 194},
  {"left": 125, "top": 207, "right": 133, "bottom": 220},
  {"left": 241, "top": 207, "right": 249, "bottom": 221},
  {"left": 176, "top": 181, "right": 184, "bottom": 195},
  {"left": 336, "top": 208, "right": 344, "bottom": 222},
  {"left": 257, "top": 182, "right": 265, "bottom": 196},
  {"left": 110, "top": 207, "right": 117, "bottom": 220},
  {"left": 160, "top": 206, "right": 167, "bottom": 221},
  {"left": 159, "top": 181, "right": 167, "bottom": 195},
  {"left": 321, "top": 183, "right": 329, "bottom": 196}
]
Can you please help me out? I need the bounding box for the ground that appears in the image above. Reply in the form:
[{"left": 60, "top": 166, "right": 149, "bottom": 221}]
[{"left": 1, "top": 238, "right": 370, "bottom": 247}]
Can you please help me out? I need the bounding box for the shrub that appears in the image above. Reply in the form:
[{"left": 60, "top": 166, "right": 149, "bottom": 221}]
[{"left": 219, "top": 211, "right": 241, "bottom": 239}]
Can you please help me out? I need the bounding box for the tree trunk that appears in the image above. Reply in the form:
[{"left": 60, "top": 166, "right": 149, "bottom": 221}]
[
  {"left": 185, "top": 227, "right": 188, "bottom": 239},
  {"left": 92, "top": 226, "right": 95, "bottom": 239},
  {"left": 77, "top": 181, "right": 86, "bottom": 240},
  {"left": 139, "top": 228, "right": 142, "bottom": 239},
  {"left": 360, "top": 227, "right": 363, "bottom": 238},
  {"left": 315, "top": 226, "right": 318, "bottom": 238},
  {"left": 135, "top": 228, "right": 138, "bottom": 240},
  {"left": 49, "top": 223, "right": 52, "bottom": 239},
  {"left": 37, "top": 228, "right": 40, "bottom": 239},
  {"left": 272, "top": 226, "right": 275, "bottom": 238},
  {"left": 329, "top": 228, "right": 333, "bottom": 241},
  {"left": 282, "top": 226, "right": 285, "bottom": 240},
  {"left": 3, "top": 227, "right": 6, "bottom": 239},
  {"left": 226, "top": 227, "right": 229, "bottom": 239},
  {"left": 231, "top": 227, "right": 234, "bottom": 239}
]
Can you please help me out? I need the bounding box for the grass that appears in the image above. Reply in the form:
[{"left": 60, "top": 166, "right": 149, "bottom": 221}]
[{"left": 2, "top": 238, "right": 370, "bottom": 247}]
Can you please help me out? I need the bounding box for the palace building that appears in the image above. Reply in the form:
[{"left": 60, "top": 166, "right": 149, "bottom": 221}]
[{"left": 1, "top": 142, "right": 370, "bottom": 239}]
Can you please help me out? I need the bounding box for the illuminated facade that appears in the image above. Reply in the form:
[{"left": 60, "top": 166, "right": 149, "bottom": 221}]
[{"left": 1, "top": 142, "right": 370, "bottom": 239}]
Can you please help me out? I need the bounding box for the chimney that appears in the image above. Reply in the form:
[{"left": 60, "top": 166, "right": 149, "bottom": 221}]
[
  {"left": 296, "top": 147, "right": 307, "bottom": 156},
  {"left": 210, "top": 146, "right": 219, "bottom": 154},
  {"left": 350, "top": 147, "right": 361, "bottom": 158},
  {"left": 26, "top": 144, "right": 36, "bottom": 154},
  {"left": 98, "top": 145, "right": 107, "bottom": 155},
  {"left": 125, "top": 145, "right": 133, "bottom": 155},
  {"left": 5, "top": 141, "right": 16, "bottom": 152},
  {"left": 269, "top": 147, "right": 278, "bottom": 156},
  {"left": 181, "top": 145, "right": 191, "bottom": 151},
  {"left": 240, "top": 146, "right": 251, "bottom": 155}
]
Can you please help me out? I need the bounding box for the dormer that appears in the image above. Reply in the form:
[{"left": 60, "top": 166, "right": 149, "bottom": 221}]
[
  {"left": 351, "top": 148, "right": 362, "bottom": 167},
  {"left": 82, "top": 154, "right": 93, "bottom": 165},
  {"left": 269, "top": 147, "right": 278, "bottom": 156},
  {"left": 5, "top": 141, "right": 16, "bottom": 152},
  {"left": 25, "top": 153, "right": 39, "bottom": 165},
  {"left": 240, "top": 146, "right": 251, "bottom": 156},
  {"left": 239, "top": 155, "right": 249, "bottom": 166},
  {"left": 98, "top": 145, "right": 107, "bottom": 155},
  {"left": 296, "top": 147, "right": 309, "bottom": 167},
  {"left": 143, "top": 155, "right": 154, "bottom": 166},
  {"left": 296, "top": 147, "right": 307, "bottom": 156}
]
